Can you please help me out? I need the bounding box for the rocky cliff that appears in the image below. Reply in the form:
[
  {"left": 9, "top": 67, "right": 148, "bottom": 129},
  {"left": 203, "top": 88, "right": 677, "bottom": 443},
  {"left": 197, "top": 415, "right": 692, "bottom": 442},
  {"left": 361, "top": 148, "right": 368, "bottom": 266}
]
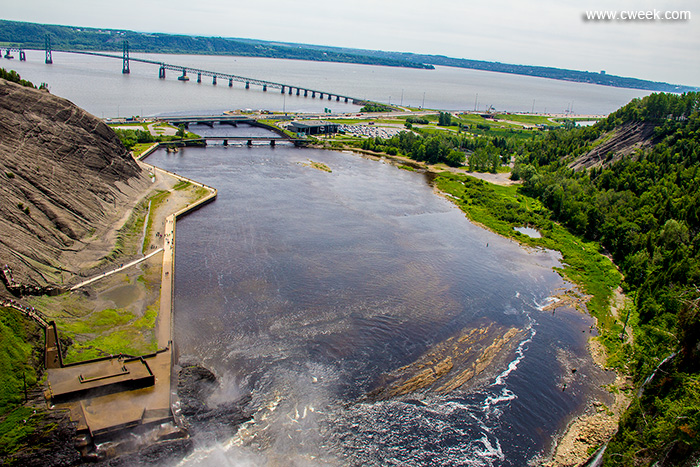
[{"left": 0, "top": 78, "right": 150, "bottom": 294}]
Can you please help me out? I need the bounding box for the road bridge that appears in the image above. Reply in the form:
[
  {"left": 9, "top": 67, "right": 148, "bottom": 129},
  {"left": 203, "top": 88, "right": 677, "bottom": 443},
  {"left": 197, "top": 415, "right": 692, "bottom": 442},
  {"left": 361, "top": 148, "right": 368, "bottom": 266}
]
[
  {"left": 165, "top": 136, "right": 307, "bottom": 147},
  {"left": 1, "top": 47, "right": 27, "bottom": 61},
  {"left": 10, "top": 38, "right": 368, "bottom": 106}
]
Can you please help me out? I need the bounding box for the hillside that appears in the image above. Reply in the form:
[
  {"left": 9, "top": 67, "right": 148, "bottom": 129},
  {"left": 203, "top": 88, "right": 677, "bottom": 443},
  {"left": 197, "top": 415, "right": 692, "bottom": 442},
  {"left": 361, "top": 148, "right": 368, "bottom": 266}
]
[
  {"left": 0, "top": 20, "right": 432, "bottom": 70},
  {"left": 0, "top": 77, "right": 151, "bottom": 295},
  {"left": 512, "top": 92, "right": 700, "bottom": 466},
  {"left": 1, "top": 19, "right": 697, "bottom": 92}
]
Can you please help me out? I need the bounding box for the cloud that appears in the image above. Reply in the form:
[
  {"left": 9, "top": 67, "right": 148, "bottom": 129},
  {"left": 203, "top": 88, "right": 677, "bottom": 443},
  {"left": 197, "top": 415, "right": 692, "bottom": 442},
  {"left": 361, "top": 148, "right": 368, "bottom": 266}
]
[{"left": 3, "top": 0, "right": 699, "bottom": 86}]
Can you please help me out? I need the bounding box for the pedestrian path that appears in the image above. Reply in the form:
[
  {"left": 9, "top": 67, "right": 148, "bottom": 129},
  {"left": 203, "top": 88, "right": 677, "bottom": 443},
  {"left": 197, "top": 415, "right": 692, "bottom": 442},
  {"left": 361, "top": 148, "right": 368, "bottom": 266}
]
[{"left": 70, "top": 248, "right": 164, "bottom": 290}]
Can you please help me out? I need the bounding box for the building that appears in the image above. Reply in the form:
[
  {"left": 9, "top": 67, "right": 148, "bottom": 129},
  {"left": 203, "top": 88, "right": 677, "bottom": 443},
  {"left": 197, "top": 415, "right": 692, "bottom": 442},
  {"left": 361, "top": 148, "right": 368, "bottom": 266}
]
[{"left": 289, "top": 121, "right": 339, "bottom": 136}]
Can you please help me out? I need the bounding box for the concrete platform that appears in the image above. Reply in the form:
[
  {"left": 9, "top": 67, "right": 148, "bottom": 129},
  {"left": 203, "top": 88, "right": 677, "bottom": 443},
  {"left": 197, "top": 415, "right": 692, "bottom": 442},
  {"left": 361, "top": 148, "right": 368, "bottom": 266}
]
[{"left": 47, "top": 356, "right": 155, "bottom": 404}]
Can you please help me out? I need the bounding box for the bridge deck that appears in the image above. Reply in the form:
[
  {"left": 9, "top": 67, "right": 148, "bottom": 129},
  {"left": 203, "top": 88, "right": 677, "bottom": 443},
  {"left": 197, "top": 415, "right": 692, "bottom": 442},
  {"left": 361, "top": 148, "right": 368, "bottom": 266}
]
[{"left": 32, "top": 49, "right": 361, "bottom": 103}]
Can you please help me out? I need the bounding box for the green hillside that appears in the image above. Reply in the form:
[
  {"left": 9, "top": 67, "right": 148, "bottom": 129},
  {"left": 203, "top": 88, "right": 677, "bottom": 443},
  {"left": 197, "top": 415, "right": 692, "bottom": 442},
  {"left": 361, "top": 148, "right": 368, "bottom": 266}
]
[{"left": 512, "top": 92, "right": 700, "bottom": 465}]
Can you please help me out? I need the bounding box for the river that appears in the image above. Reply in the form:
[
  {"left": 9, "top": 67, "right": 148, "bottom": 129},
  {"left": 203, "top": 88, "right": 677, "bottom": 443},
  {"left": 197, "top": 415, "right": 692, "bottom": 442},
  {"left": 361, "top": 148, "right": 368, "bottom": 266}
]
[
  {"left": 5, "top": 50, "right": 650, "bottom": 117},
  {"left": 144, "top": 124, "right": 613, "bottom": 466},
  {"left": 8, "top": 52, "right": 623, "bottom": 465}
]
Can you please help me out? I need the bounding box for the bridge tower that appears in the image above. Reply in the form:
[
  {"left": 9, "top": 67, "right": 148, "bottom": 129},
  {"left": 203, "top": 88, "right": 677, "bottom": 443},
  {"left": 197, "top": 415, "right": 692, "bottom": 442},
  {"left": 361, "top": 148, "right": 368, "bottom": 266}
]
[
  {"left": 44, "top": 35, "right": 53, "bottom": 64},
  {"left": 122, "top": 41, "right": 130, "bottom": 74}
]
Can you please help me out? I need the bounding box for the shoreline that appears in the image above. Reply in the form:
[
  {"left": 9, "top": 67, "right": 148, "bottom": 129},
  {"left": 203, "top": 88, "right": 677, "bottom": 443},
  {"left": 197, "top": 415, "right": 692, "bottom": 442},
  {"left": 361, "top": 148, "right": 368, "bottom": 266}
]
[
  {"left": 136, "top": 142, "right": 218, "bottom": 425},
  {"left": 39, "top": 139, "right": 622, "bottom": 463},
  {"left": 28, "top": 144, "right": 219, "bottom": 460},
  {"left": 330, "top": 144, "right": 630, "bottom": 466}
]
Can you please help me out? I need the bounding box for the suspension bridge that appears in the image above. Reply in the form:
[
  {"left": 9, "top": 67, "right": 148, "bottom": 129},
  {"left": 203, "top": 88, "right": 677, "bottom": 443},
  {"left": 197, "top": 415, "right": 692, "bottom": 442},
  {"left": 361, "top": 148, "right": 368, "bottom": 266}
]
[{"left": 2, "top": 37, "right": 365, "bottom": 105}]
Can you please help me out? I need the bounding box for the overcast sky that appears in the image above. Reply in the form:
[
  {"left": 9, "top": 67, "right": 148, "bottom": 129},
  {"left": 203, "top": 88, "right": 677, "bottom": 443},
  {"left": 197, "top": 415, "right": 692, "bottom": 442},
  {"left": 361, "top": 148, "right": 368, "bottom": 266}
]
[{"left": 4, "top": 0, "right": 699, "bottom": 87}]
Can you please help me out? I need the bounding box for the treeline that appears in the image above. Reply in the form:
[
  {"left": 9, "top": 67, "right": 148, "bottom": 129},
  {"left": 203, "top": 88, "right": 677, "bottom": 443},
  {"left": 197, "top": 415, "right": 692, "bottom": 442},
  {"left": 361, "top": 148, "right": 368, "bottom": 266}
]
[
  {"left": 353, "top": 128, "right": 517, "bottom": 169},
  {"left": 0, "top": 20, "right": 432, "bottom": 70},
  {"left": 356, "top": 50, "right": 699, "bottom": 93},
  {"left": 112, "top": 126, "right": 186, "bottom": 150},
  {"left": 511, "top": 92, "right": 700, "bottom": 465},
  {"left": 0, "top": 68, "right": 35, "bottom": 89},
  {"left": 352, "top": 121, "right": 517, "bottom": 171}
]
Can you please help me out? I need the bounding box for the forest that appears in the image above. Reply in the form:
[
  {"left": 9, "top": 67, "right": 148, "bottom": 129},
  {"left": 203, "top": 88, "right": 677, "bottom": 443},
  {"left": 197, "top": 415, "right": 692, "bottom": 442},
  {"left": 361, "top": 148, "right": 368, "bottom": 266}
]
[
  {"left": 357, "top": 92, "right": 699, "bottom": 465},
  {"left": 511, "top": 92, "right": 700, "bottom": 464}
]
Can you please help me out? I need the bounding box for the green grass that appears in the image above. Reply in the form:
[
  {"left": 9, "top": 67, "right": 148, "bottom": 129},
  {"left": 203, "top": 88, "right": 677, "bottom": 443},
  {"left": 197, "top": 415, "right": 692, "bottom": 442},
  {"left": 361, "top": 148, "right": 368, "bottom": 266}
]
[
  {"left": 59, "top": 306, "right": 157, "bottom": 363},
  {"left": 0, "top": 309, "right": 47, "bottom": 459},
  {"left": 132, "top": 143, "right": 156, "bottom": 158},
  {"left": 101, "top": 199, "right": 149, "bottom": 263},
  {"left": 141, "top": 189, "right": 169, "bottom": 254},
  {"left": 257, "top": 119, "right": 298, "bottom": 138},
  {"left": 0, "top": 406, "right": 44, "bottom": 457},
  {"left": 173, "top": 180, "right": 192, "bottom": 191},
  {"left": 493, "top": 114, "right": 561, "bottom": 126},
  {"left": 0, "top": 309, "right": 40, "bottom": 413},
  {"left": 107, "top": 122, "right": 149, "bottom": 130},
  {"left": 435, "top": 173, "right": 625, "bottom": 365}
]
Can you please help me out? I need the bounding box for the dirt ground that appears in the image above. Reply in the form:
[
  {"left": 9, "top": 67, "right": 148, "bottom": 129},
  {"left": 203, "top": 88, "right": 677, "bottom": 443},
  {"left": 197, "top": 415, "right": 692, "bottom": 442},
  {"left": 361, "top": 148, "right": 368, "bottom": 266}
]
[{"left": 28, "top": 161, "right": 209, "bottom": 362}]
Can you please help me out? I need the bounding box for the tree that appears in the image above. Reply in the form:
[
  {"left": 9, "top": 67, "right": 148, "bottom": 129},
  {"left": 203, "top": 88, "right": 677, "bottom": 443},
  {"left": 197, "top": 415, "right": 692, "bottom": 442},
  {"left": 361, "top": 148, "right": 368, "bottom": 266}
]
[
  {"left": 176, "top": 124, "right": 186, "bottom": 138},
  {"left": 438, "top": 112, "right": 452, "bottom": 126}
]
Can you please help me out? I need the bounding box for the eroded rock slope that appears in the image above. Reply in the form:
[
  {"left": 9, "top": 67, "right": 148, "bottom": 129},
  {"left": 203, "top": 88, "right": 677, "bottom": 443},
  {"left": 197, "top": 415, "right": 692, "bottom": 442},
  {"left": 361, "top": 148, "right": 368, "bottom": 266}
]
[{"left": 0, "top": 78, "right": 150, "bottom": 294}]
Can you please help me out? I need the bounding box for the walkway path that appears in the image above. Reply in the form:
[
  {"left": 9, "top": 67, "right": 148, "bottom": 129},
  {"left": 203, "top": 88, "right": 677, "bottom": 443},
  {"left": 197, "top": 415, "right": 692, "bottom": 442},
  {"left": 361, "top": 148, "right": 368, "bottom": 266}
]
[{"left": 69, "top": 248, "right": 164, "bottom": 291}]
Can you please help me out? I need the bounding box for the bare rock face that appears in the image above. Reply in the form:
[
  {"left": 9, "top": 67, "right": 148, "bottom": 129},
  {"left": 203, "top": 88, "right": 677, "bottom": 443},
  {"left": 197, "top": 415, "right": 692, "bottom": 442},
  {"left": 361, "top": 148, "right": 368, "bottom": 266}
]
[
  {"left": 569, "top": 121, "right": 658, "bottom": 171},
  {"left": 0, "top": 78, "right": 150, "bottom": 293}
]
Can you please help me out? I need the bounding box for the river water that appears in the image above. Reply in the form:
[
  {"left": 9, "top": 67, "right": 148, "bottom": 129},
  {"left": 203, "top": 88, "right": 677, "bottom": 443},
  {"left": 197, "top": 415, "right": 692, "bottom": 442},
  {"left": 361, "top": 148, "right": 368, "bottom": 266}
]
[
  {"left": 5, "top": 50, "right": 650, "bottom": 116},
  {"left": 7, "top": 53, "right": 622, "bottom": 464},
  {"left": 144, "top": 124, "right": 612, "bottom": 466}
]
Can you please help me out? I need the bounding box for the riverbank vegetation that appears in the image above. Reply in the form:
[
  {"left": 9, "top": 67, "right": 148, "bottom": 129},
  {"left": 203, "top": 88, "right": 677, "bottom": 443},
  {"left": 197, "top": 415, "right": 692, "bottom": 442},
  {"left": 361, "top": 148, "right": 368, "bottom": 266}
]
[
  {"left": 509, "top": 92, "right": 700, "bottom": 465},
  {"left": 331, "top": 92, "right": 700, "bottom": 464},
  {"left": 0, "top": 308, "right": 44, "bottom": 458},
  {"left": 111, "top": 124, "right": 198, "bottom": 151},
  {"left": 435, "top": 92, "right": 699, "bottom": 465}
]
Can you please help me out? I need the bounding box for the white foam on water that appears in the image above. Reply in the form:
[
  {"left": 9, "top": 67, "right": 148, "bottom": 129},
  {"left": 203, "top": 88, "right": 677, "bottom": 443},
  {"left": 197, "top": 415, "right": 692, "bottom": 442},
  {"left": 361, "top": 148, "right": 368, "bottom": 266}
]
[
  {"left": 534, "top": 296, "right": 559, "bottom": 311},
  {"left": 482, "top": 316, "right": 536, "bottom": 416}
]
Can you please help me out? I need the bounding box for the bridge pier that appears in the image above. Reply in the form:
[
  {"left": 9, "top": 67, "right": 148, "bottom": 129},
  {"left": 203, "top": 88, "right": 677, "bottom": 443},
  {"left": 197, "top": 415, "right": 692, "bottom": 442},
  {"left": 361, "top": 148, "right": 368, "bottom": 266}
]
[
  {"left": 229, "top": 78, "right": 233, "bottom": 87},
  {"left": 281, "top": 86, "right": 285, "bottom": 94},
  {"left": 270, "top": 140, "right": 276, "bottom": 147},
  {"left": 336, "top": 95, "right": 340, "bottom": 101},
  {"left": 212, "top": 76, "right": 217, "bottom": 85},
  {"left": 223, "top": 139, "right": 228, "bottom": 146},
  {"left": 19, "top": 50, "right": 26, "bottom": 61},
  {"left": 289, "top": 87, "right": 292, "bottom": 95},
  {"left": 345, "top": 97, "right": 348, "bottom": 103},
  {"left": 247, "top": 139, "right": 253, "bottom": 146},
  {"left": 45, "top": 35, "right": 53, "bottom": 64},
  {"left": 328, "top": 94, "right": 332, "bottom": 101},
  {"left": 122, "top": 40, "right": 130, "bottom": 74},
  {"left": 245, "top": 82, "right": 250, "bottom": 89},
  {"left": 197, "top": 73, "right": 202, "bottom": 83},
  {"left": 319, "top": 93, "right": 324, "bottom": 99},
  {"left": 159, "top": 66, "right": 166, "bottom": 79},
  {"left": 312, "top": 91, "right": 316, "bottom": 98},
  {"left": 296, "top": 88, "right": 300, "bottom": 96},
  {"left": 304, "top": 90, "right": 308, "bottom": 97},
  {"left": 263, "top": 84, "right": 267, "bottom": 91}
]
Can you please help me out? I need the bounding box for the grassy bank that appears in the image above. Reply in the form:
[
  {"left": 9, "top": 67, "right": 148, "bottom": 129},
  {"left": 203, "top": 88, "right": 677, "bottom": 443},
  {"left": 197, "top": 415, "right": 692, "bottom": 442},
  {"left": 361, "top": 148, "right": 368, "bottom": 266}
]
[
  {"left": 435, "top": 173, "right": 627, "bottom": 366},
  {"left": 0, "top": 308, "right": 44, "bottom": 458}
]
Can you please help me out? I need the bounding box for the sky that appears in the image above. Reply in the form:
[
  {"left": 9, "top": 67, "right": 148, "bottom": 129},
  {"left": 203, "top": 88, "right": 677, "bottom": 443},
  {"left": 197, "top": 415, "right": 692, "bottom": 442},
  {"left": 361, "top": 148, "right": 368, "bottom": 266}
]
[{"left": 3, "top": 0, "right": 699, "bottom": 87}]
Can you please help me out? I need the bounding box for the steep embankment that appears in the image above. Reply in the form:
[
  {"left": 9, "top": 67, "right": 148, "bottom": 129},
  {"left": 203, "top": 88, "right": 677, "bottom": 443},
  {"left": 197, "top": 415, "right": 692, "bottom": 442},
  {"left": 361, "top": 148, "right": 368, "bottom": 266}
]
[
  {"left": 568, "top": 121, "right": 658, "bottom": 171},
  {"left": 0, "top": 78, "right": 150, "bottom": 294}
]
